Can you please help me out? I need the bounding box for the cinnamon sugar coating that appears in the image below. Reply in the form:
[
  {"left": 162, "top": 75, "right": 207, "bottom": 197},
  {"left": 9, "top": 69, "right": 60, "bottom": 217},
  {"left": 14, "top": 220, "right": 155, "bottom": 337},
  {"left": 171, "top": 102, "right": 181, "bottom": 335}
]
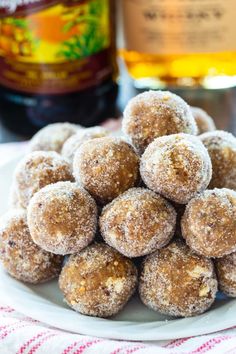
[
  {"left": 27, "top": 182, "right": 97, "bottom": 255},
  {"left": 29, "top": 122, "right": 80, "bottom": 153},
  {"left": 139, "top": 240, "right": 217, "bottom": 317},
  {"left": 140, "top": 134, "right": 212, "bottom": 204},
  {"left": 181, "top": 189, "right": 236, "bottom": 258},
  {"left": 191, "top": 107, "right": 216, "bottom": 135},
  {"left": 14, "top": 151, "right": 73, "bottom": 208},
  {"left": 100, "top": 188, "right": 176, "bottom": 257},
  {"left": 73, "top": 137, "right": 140, "bottom": 204},
  {"left": 62, "top": 126, "right": 110, "bottom": 164},
  {"left": 122, "top": 90, "right": 197, "bottom": 153},
  {"left": 215, "top": 253, "right": 236, "bottom": 297},
  {"left": 200, "top": 131, "right": 236, "bottom": 190},
  {"left": 0, "top": 210, "right": 63, "bottom": 283},
  {"left": 59, "top": 243, "right": 138, "bottom": 318}
]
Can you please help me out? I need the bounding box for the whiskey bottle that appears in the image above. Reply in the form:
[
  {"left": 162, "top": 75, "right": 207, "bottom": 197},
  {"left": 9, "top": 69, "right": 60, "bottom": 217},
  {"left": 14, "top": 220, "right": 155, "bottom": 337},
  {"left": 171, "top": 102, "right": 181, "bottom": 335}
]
[{"left": 120, "top": 0, "right": 236, "bottom": 132}]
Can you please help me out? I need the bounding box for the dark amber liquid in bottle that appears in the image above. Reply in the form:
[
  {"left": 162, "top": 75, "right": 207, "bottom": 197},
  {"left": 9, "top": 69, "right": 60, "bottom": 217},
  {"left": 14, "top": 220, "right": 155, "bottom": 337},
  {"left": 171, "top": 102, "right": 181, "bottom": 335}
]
[{"left": 0, "top": 79, "right": 118, "bottom": 136}]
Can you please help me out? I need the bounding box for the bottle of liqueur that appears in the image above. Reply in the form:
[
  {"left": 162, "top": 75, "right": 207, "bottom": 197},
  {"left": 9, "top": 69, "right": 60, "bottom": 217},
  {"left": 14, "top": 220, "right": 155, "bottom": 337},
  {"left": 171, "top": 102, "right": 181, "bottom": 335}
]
[
  {"left": 120, "top": 0, "right": 236, "bottom": 132},
  {"left": 0, "top": 0, "right": 118, "bottom": 136}
]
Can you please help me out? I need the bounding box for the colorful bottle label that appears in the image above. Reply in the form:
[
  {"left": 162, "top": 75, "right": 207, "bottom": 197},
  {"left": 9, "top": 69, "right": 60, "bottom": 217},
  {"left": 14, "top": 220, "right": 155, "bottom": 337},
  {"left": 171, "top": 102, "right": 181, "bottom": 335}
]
[
  {"left": 0, "top": 0, "right": 114, "bottom": 94},
  {"left": 122, "top": 0, "right": 236, "bottom": 55}
]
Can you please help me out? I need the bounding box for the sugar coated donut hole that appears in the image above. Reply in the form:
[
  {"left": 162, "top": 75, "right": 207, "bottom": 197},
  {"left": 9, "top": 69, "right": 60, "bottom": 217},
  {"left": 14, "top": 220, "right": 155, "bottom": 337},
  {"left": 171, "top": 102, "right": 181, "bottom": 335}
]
[
  {"left": 139, "top": 240, "right": 217, "bottom": 317},
  {"left": 14, "top": 151, "right": 73, "bottom": 208},
  {"left": 73, "top": 137, "right": 140, "bottom": 204},
  {"left": 100, "top": 188, "right": 176, "bottom": 257},
  {"left": 200, "top": 130, "right": 236, "bottom": 190},
  {"left": 59, "top": 243, "right": 138, "bottom": 318},
  {"left": 191, "top": 107, "right": 216, "bottom": 135},
  {"left": 0, "top": 210, "right": 63, "bottom": 283},
  {"left": 29, "top": 123, "right": 80, "bottom": 153},
  {"left": 62, "top": 126, "right": 110, "bottom": 164},
  {"left": 27, "top": 182, "right": 97, "bottom": 255},
  {"left": 215, "top": 253, "right": 236, "bottom": 297},
  {"left": 140, "top": 133, "right": 212, "bottom": 204},
  {"left": 122, "top": 90, "right": 198, "bottom": 153},
  {"left": 181, "top": 189, "right": 236, "bottom": 258}
]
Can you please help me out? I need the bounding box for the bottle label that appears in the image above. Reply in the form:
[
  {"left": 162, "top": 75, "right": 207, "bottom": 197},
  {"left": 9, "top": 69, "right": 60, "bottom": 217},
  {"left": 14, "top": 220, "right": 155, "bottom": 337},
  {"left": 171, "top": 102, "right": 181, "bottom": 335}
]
[
  {"left": 0, "top": 0, "right": 113, "bottom": 94},
  {"left": 122, "top": 0, "right": 236, "bottom": 55}
]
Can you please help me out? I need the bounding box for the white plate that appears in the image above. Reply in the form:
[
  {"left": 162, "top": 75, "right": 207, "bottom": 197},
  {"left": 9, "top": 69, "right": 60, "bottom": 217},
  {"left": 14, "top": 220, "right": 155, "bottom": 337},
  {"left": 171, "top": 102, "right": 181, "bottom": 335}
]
[{"left": 0, "top": 156, "right": 236, "bottom": 341}]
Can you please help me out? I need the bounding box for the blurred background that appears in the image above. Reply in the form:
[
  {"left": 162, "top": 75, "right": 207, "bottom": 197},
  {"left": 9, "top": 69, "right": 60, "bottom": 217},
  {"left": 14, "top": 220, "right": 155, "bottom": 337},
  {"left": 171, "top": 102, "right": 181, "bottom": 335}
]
[{"left": 0, "top": 0, "right": 236, "bottom": 142}]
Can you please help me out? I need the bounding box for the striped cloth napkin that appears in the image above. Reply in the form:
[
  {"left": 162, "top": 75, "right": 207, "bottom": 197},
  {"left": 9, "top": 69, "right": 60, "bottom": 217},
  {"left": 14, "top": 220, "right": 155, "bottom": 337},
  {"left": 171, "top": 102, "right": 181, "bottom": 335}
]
[
  {"left": 1, "top": 137, "right": 236, "bottom": 354},
  {"left": 1, "top": 305, "right": 236, "bottom": 354}
]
